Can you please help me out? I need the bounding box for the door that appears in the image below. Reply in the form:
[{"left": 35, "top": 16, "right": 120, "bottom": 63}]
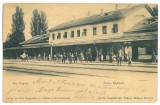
[{"left": 132, "top": 45, "right": 138, "bottom": 60}]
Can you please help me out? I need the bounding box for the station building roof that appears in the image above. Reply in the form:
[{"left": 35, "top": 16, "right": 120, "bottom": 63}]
[{"left": 126, "top": 16, "right": 158, "bottom": 33}]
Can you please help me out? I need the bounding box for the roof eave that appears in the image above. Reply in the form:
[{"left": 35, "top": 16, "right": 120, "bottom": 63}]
[{"left": 125, "top": 28, "right": 158, "bottom": 34}]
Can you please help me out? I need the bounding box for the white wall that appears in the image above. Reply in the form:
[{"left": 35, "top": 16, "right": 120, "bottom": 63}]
[
  {"left": 138, "top": 55, "right": 152, "bottom": 60},
  {"left": 49, "top": 19, "right": 124, "bottom": 44},
  {"left": 138, "top": 47, "right": 152, "bottom": 60}
]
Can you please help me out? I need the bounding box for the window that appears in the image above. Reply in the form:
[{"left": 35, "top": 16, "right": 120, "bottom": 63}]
[
  {"left": 63, "top": 32, "right": 67, "bottom": 39},
  {"left": 77, "top": 30, "right": 80, "bottom": 37},
  {"left": 82, "top": 29, "right": 87, "bottom": 36},
  {"left": 112, "top": 24, "right": 118, "bottom": 33},
  {"left": 70, "top": 31, "right": 74, "bottom": 38},
  {"left": 57, "top": 33, "right": 61, "bottom": 39},
  {"left": 93, "top": 27, "right": 97, "bottom": 35},
  {"left": 52, "top": 34, "right": 55, "bottom": 40},
  {"left": 102, "top": 26, "right": 107, "bottom": 34}
]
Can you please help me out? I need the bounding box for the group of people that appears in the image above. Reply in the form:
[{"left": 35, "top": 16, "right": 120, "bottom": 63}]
[
  {"left": 48, "top": 48, "right": 132, "bottom": 66},
  {"left": 51, "top": 51, "right": 85, "bottom": 64},
  {"left": 20, "top": 48, "right": 133, "bottom": 66},
  {"left": 50, "top": 48, "right": 105, "bottom": 64},
  {"left": 109, "top": 48, "right": 132, "bottom": 66}
]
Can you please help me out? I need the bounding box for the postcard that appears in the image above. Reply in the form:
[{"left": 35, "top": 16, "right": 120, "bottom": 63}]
[{"left": 3, "top": 3, "right": 158, "bottom": 102}]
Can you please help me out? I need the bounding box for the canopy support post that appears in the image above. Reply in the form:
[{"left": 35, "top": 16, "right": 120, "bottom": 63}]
[
  {"left": 51, "top": 45, "right": 53, "bottom": 59},
  {"left": 43, "top": 48, "right": 46, "bottom": 60}
]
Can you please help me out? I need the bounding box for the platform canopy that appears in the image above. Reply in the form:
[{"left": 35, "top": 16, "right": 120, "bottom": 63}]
[
  {"left": 20, "top": 34, "right": 50, "bottom": 49},
  {"left": 49, "top": 31, "right": 157, "bottom": 47}
]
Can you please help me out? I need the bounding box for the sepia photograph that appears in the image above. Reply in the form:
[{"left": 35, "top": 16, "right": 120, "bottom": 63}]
[{"left": 2, "top": 3, "right": 158, "bottom": 102}]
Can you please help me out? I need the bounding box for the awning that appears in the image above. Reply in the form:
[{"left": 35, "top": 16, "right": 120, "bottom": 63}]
[
  {"left": 95, "top": 32, "right": 157, "bottom": 44},
  {"left": 4, "top": 42, "right": 51, "bottom": 50},
  {"left": 22, "top": 42, "right": 51, "bottom": 48},
  {"left": 3, "top": 47, "right": 24, "bottom": 50}
]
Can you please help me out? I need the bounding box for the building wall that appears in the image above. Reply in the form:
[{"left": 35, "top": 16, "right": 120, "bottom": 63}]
[
  {"left": 49, "top": 19, "right": 124, "bottom": 44},
  {"left": 124, "top": 6, "right": 152, "bottom": 32}
]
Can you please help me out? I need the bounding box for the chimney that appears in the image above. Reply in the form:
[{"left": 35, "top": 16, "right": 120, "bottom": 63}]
[
  {"left": 115, "top": 4, "right": 118, "bottom": 10},
  {"left": 88, "top": 11, "right": 90, "bottom": 16},
  {"left": 100, "top": 9, "right": 103, "bottom": 15}
]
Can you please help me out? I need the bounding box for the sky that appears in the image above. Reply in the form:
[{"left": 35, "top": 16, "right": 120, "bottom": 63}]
[{"left": 3, "top": 3, "right": 156, "bottom": 42}]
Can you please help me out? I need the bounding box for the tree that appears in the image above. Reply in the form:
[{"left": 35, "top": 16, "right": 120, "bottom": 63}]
[
  {"left": 30, "top": 9, "right": 48, "bottom": 37},
  {"left": 30, "top": 9, "right": 40, "bottom": 36},
  {"left": 4, "top": 6, "right": 25, "bottom": 48},
  {"left": 3, "top": 33, "right": 12, "bottom": 48},
  {"left": 39, "top": 11, "right": 48, "bottom": 35}
]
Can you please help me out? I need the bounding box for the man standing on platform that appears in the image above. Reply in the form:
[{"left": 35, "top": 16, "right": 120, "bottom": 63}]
[{"left": 117, "top": 49, "right": 123, "bottom": 65}]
